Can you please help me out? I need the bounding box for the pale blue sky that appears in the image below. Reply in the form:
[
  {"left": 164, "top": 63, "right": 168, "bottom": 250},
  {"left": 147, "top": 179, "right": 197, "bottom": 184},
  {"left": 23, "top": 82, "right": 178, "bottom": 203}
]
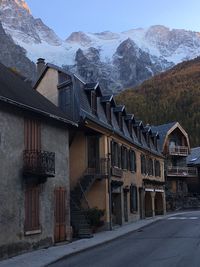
[{"left": 26, "top": 0, "right": 200, "bottom": 39}]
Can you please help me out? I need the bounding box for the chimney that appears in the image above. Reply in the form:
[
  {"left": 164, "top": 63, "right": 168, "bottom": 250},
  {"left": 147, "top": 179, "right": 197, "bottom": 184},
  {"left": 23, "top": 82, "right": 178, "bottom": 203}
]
[{"left": 36, "top": 58, "right": 45, "bottom": 77}]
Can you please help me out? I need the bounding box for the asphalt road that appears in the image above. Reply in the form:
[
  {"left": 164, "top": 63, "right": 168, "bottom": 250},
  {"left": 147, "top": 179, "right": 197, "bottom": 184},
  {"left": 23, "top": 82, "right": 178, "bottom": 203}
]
[{"left": 49, "top": 211, "right": 200, "bottom": 267}]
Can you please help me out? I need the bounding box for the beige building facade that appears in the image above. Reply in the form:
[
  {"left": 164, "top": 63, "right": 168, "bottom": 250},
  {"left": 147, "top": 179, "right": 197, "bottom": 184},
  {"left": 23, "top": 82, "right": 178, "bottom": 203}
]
[{"left": 35, "top": 59, "right": 166, "bottom": 237}]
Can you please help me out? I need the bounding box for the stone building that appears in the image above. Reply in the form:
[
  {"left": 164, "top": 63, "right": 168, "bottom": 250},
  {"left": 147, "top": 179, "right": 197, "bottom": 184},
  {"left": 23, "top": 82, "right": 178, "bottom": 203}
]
[
  {"left": 0, "top": 63, "right": 76, "bottom": 259},
  {"left": 35, "top": 59, "right": 166, "bottom": 237}
]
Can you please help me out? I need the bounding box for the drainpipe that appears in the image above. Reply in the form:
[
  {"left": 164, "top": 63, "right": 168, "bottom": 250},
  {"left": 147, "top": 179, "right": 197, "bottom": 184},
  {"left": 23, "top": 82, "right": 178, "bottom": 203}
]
[{"left": 107, "top": 136, "right": 112, "bottom": 231}]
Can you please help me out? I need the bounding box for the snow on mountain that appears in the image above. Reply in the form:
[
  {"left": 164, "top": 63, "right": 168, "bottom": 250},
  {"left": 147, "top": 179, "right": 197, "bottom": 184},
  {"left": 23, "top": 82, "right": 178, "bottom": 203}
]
[
  {"left": 0, "top": 0, "right": 61, "bottom": 45},
  {"left": 1, "top": 0, "right": 200, "bottom": 91}
]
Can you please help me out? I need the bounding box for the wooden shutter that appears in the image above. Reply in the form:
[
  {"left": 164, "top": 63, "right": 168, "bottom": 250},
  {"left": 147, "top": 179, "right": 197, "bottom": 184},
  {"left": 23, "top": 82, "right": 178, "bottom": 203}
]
[
  {"left": 54, "top": 187, "right": 66, "bottom": 242},
  {"left": 24, "top": 118, "right": 41, "bottom": 151},
  {"left": 25, "top": 186, "right": 40, "bottom": 231},
  {"left": 111, "top": 141, "right": 115, "bottom": 167},
  {"left": 118, "top": 144, "right": 121, "bottom": 168}
]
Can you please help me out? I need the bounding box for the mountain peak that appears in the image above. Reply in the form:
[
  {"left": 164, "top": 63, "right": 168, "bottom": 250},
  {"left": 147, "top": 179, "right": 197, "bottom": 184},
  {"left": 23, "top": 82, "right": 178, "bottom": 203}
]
[
  {"left": 0, "top": 0, "right": 31, "bottom": 13},
  {"left": 66, "top": 31, "right": 92, "bottom": 45},
  {"left": 0, "top": 0, "right": 61, "bottom": 45},
  {"left": 14, "top": 0, "right": 30, "bottom": 13}
]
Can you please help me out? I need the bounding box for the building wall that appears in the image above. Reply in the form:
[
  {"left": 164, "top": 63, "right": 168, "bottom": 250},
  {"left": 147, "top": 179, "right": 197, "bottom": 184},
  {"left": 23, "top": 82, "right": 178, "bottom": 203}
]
[
  {"left": 36, "top": 68, "right": 58, "bottom": 106},
  {"left": 0, "top": 107, "right": 70, "bottom": 259},
  {"left": 69, "top": 132, "right": 87, "bottom": 189},
  {"left": 70, "top": 129, "right": 165, "bottom": 229}
]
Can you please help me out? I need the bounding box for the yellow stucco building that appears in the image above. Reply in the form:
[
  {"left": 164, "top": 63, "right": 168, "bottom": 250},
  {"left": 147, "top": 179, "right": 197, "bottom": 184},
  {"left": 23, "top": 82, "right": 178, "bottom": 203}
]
[{"left": 35, "top": 59, "right": 166, "bottom": 237}]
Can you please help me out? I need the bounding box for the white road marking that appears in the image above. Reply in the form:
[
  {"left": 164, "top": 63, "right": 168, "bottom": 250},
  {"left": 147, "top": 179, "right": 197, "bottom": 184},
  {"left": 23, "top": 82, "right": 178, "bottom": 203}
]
[{"left": 168, "top": 216, "right": 198, "bottom": 220}]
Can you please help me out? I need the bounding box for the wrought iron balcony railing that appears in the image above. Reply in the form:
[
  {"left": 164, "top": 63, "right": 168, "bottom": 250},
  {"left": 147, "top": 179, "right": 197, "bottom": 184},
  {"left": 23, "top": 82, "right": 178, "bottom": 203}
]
[
  {"left": 85, "top": 158, "right": 109, "bottom": 177},
  {"left": 168, "top": 146, "right": 189, "bottom": 156},
  {"left": 167, "top": 166, "right": 198, "bottom": 177},
  {"left": 23, "top": 150, "right": 55, "bottom": 178}
]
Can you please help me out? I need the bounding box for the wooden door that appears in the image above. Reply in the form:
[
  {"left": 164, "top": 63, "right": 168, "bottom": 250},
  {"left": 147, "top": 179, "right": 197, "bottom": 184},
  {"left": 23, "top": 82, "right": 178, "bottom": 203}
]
[{"left": 54, "top": 187, "right": 66, "bottom": 242}]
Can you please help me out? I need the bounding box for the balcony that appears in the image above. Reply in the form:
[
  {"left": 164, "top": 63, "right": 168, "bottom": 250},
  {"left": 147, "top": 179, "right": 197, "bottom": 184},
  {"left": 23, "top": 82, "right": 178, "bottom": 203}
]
[
  {"left": 85, "top": 158, "right": 109, "bottom": 178},
  {"left": 167, "top": 166, "right": 198, "bottom": 177},
  {"left": 23, "top": 150, "right": 55, "bottom": 178},
  {"left": 111, "top": 167, "right": 123, "bottom": 178},
  {"left": 168, "top": 146, "right": 189, "bottom": 156}
]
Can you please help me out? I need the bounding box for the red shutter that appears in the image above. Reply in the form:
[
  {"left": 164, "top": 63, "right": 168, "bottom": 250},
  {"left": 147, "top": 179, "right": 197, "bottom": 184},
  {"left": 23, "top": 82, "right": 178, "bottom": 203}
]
[
  {"left": 25, "top": 186, "right": 40, "bottom": 231},
  {"left": 24, "top": 118, "right": 41, "bottom": 151},
  {"left": 54, "top": 187, "right": 66, "bottom": 242}
]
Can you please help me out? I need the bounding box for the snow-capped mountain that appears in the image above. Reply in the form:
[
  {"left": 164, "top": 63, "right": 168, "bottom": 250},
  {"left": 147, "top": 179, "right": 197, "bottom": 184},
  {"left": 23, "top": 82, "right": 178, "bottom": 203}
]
[{"left": 1, "top": 0, "right": 200, "bottom": 91}]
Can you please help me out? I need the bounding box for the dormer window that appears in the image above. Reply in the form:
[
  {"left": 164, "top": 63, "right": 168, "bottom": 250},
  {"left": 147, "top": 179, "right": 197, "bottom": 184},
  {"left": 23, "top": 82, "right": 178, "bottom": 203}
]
[
  {"left": 128, "top": 121, "right": 132, "bottom": 137},
  {"left": 113, "top": 105, "right": 125, "bottom": 132},
  {"left": 137, "top": 127, "right": 141, "bottom": 143},
  {"left": 146, "top": 133, "right": 150, "bottom": 147},
  {"left": 100, "top": 95, "right": 115, "bottom": 125},
  {"left": 106, "top": 102, "right": 111, "bottom": 124},
  {"left": 118, "top": 112, "right": 123, "bottom": 131},
  {"left": 58, "top": 71, "right": 71, "bottom": 84},
  {"left": 154, "top": 137, "right": 158, "bottom": 150},
  {"left": 85, "top": 82, "right": 102, "bottom": 116},
  {"left": 91, "top": 91, "right": 97, "bottom": 115}
]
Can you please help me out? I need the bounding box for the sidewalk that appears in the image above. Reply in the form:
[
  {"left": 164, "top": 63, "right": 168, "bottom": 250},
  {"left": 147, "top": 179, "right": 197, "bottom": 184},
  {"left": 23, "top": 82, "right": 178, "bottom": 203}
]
[{"left": 0, "top": 212, "right": 187, "bottom": 267}]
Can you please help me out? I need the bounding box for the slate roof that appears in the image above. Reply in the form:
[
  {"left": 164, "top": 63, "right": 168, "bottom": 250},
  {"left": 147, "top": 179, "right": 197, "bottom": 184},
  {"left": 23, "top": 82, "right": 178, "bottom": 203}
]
[
  {"left": 151, "top": 122, "right": 177, "bottom": 151},
  {"left": 34, "top": 62, "right": 163, "bottom": 157},
  {"left": 0, "top": 63, "right": 77, "bottom": 126},
  {"left": 187, "top": 147, "right": 200, "bottom": 166},
  {"left": 75, "top": 77, "right": 162, "bottom": 156}
]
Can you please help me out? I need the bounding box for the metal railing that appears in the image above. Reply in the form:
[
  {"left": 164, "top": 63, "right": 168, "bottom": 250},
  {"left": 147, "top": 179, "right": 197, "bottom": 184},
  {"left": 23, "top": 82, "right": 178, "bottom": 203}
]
[
  {"left": 85, "top": 158, "right": 109, "bottom": 177},
  {"left": 168, "top": 146, "right": 189, "bottom": 156},
  {"left": 167, "top": 166, "right": 198, "bottom": 177},
  {"left": 23, "top": 150, "right": 55, "bottom": 177}
]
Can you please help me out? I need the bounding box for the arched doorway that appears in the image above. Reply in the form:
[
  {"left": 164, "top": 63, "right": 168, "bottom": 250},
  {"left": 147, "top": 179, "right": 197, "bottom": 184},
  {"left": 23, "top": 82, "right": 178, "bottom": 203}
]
[
  {"left": 145, "top": 192, "right": 153, "bottom": 217},
  {"left": 155, "top": 193, "right": 164, "bottom": 215}
]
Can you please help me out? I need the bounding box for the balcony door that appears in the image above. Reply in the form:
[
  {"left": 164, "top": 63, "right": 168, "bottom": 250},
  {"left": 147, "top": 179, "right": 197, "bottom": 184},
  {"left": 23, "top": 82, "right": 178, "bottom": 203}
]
[{"left": 87, "top": 135, "right": 100, "bottom": 173}]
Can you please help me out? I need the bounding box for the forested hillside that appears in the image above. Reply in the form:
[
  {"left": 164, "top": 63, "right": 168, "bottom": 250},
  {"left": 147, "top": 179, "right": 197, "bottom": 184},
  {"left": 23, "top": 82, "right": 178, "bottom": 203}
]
[{"left": 116, "top": 57, "right": 200, "bottom": 147}]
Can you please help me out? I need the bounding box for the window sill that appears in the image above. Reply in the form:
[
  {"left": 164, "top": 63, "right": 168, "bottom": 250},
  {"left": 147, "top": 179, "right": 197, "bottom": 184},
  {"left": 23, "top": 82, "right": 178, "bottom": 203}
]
[{"left": 24, "top": 229, "right": 41, "bottom": 236}]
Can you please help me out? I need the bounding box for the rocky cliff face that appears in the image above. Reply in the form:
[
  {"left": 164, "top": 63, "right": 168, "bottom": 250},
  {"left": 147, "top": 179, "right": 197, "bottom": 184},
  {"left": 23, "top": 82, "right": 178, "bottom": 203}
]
[
  {"left": 0, "top": 21, "right": 36, "bottom": 80},
  {"left": 0, "top": 0, "right": 61, "bottom": 45},
  {"left": 1, "top": 1, "right": 200, "bottom": 91}
]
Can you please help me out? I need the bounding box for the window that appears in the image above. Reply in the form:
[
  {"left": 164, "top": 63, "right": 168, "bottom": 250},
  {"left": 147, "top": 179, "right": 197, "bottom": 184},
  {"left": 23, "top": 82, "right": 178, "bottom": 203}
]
[
  {"left": 121, "top": 146, "right": 128, "bottom": 170},
  {"left": 106, "top": 102, "right": 111, "bottom": 124},
  {"left": 155, "top": 160, "right": 161, "bottom": 177},
  {"left": 146, "top": 133, "right": 150, "bottom": 147},
  {"left": 128, "top": 121, "right": 132, "bottom": 137},
  {"left": 130, "top": 185, "right": 138, "bottom": 212},
  {"left": 141, "top": 154, "right": 146, "bottom": 174},
  {"left": 118, "top": 112, "right": 123, "bottom": 131},
  {"left": 25, "top": 186, "right": 40, "bottom": 232},
  {"left": 154, "top": 137, "right": 158, "bottom": 150},
  {"left": 129, "top": 150, "right": 136, "bottom": 172},
  {"left": 137, "top": 128, "right": 141, "bottom": 143},
  {"left": 148, "top": 158, "right": 154, "bottom": 176},
  {"left": 58, "top": 86, "right": 71, "bottom": 114},
  {"left": 58, "top": 72, "right": 70, "bottom": 84},
  {"left": 91, "top": 91, "right": 97, "bottom": 115},
  {"left": 111, "top": 141, "right": 121, "bottom": 168}
]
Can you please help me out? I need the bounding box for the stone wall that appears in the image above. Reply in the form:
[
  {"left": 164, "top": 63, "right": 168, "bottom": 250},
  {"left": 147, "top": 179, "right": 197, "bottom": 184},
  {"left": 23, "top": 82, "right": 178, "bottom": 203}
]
[{"left": 0, "top": 105, "right": 70, "bottom": 259}]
